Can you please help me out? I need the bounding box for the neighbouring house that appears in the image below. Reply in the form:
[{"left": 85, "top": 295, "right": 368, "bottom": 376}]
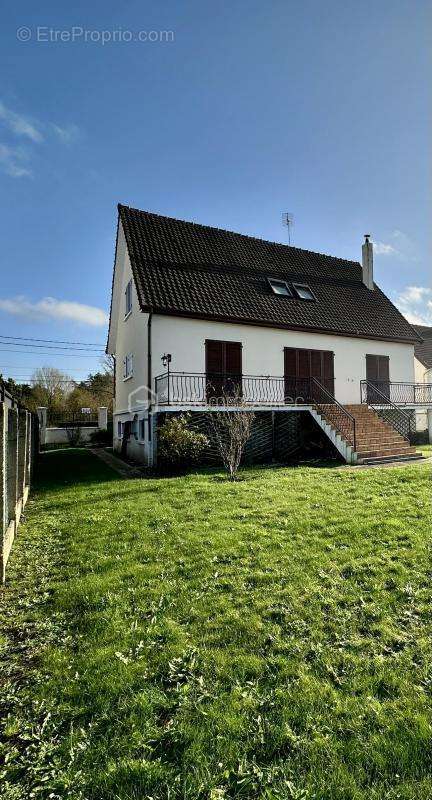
[
  {"left": 106, "top": 205, "right": 430, "bottom": 466},
  {"left": 413, "top": 324, "right": 432, "bottom": 439}
]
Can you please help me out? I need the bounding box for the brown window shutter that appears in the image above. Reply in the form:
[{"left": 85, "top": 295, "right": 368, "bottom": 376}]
[
  {"left": 206, "top": 340, "right": 224, "bottom": 375},
  {"left": 225, "top": 342, "right": 242, "bottom": 376},
  {"left": 366, "top": 354, "right": 379, "bottom": 381},
  {"left": 284, "top": 348, "right": 297, "bottom": 377}
]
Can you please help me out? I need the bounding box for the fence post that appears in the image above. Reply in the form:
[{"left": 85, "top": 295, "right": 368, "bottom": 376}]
[
  {"left": 98, "top": 407, "right": 108, "bottom": 430},
  {"left": 0, "top": 403, "right": 6, "bottom": 582},
  {"left": 17, "top": 409, "right": 27, "bottom": 508},
  {"left": 37, "top": 406, "right": 47, "bottom": 445}
]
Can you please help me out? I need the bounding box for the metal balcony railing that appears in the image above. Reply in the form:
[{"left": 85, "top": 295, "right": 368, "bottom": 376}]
[
  {"left": 311, "top": 377, "right": 357, "bottom": 449},
  {"left": 154, "top": 372, "right": 357, "bottom": 448},
  {"left": 154, "top": 372, "right": 330, "bottom": 406},
  {"left": 360, "top": 380, "right": 432, "bottom": 406},
  {"left": 360, "top": 380, "right": 412, "bottom": 441}
]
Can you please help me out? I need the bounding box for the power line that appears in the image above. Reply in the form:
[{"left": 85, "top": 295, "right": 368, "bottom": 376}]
[
  {"left": 0, "top": 334, "right": 104, "bottom": 347},
  {"left": 0, "top": 364, "right": 91, "bottom": 371},
  {"left": 2, "top": 379, "right": 92, "bottom": 384},
  {"left": 0, "top": 341, "right": 104, "bottom": 352},
  {"left": 0, "top": 349, "right": 103, "bottom": 357}
]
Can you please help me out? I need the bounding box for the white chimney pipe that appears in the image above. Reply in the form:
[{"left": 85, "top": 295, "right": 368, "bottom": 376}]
[{"left": 362, "top": 234, "right": 374, "bottom": 290}]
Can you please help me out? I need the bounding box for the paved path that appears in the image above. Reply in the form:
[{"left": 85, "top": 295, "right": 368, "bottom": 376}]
[{"left": 90, "top": 448, "right": 147, "bottom": 478}]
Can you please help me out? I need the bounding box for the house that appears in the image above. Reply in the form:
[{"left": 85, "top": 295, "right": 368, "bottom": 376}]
[
  {"left": 413, "top": 324, "right": 432, "bottom": 439},
  {"left": 107, "top": 205, "right": 430, "bottom": 466}
]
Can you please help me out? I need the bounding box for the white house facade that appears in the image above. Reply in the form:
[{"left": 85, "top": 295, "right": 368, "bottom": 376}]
[
  {"left": 413, "top": 325, "right": 432, "bottom": 438},
  {"left": 107, "top": 205, "right": 430, "bottom": 466}
]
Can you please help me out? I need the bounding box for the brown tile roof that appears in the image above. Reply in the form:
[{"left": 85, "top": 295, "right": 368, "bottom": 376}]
[
  {"left": 118, "top": 204, "right": 421, "bottom": 343},
  {"left": 414, "top": 325, "right": 432, "bottom": 367}
]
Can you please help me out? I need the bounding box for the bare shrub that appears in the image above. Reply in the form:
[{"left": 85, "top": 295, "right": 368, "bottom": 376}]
[
  {"left": 65, "top": 426, "right": 82, "bottom": 447},
  {"left": 209, "top": 394, "right": 255, "bottom": 480}
]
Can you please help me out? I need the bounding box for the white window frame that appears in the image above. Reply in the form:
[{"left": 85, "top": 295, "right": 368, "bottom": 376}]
[
  {"left": 292, "top": 283, "right": 316, "bottom": 301},
  {"left": 123, "top": 353, "right": 134, "bottom": 380},
  {"left": 267, "top": 278, "right": 293, "bottom": 297},
  {"left": 125, "top": 279, "right": 133, "bottom": 318}
]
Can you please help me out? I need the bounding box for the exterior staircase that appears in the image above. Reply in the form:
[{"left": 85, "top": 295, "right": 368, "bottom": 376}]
[
  {"left": 343, "top": 405, "right": 421, "bottom": 465},
  {"left": 310, "top": 402, "right": 422, "bottom": 466}
]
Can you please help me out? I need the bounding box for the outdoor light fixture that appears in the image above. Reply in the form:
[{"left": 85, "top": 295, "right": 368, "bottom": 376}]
[{"left": 161, "top": 353, "right": 172, "bottom": 368}]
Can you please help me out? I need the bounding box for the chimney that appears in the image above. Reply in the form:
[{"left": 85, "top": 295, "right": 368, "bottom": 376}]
[{"left": 362, "top": 234, "right": 374, "bottom": 290}]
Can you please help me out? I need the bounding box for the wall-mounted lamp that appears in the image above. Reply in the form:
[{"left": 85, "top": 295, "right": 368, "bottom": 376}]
[{"left": 161, "top": 353, "right": 172, "bottom": 369}]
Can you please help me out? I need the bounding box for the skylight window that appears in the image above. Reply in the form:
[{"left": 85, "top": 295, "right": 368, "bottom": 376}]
[
  {"left": 268, "top": 278, "right": 292, "bottom": 297},
  {"left": 292, "top": 283, "right": 316, "bottom": 301}
]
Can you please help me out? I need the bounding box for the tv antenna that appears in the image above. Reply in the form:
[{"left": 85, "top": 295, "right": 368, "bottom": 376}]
[{"left": 282, "top": 212, "right": 294, "bottom": 245}]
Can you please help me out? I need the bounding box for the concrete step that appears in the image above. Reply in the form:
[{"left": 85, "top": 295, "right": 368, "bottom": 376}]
[
  {"left": 356, "top": 446, "right": 417, "bottom": 459},
  {"left": 356, "top": 438, "right": 408, "bottom": 448},
  {"left": 357, "top": 454, "right": 424, "bottom": 465}
]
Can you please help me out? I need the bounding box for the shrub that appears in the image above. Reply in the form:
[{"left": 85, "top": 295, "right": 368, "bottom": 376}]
[
  {"left": 65, "top": 426, "right": 82, "bottom": 447},
  {"left": 209, "top": 394, "right": 255, "bottom": 480},
  {"left": 89, "top": 428, "right": 112, "bottom": 446},
  {"left": 158, "top": 414, "right": 209, "bottom": 473}
]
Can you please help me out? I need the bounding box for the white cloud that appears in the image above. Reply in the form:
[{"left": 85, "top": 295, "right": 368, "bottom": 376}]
[
  {"left": 0, "top": 296, "right": 108, "bottom": 327},
  {"left": 393, "top": 285, "right": 432, "bottom": 325},
  {"left": 51, "top": 123, "right": 80, "bottom": 144},
  {"left": 373, "top": 241, "right": 398, "bottom": 256},
  {"left": 0, "top": 100, "right": 43, "bottom": 143},
  {"left": 0, "top": 143, "right": 32, "bottom": 178},
  {"left": 0, "top": 100, "right": 80, "bottom": 178}
]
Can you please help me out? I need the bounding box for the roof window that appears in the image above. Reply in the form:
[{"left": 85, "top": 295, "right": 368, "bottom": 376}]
[
  {"left": 268, "top": 278, "right": 292, "bottom": 297},
  {"left": 292, "top": 283, "right": 316, "bottom": 301}
]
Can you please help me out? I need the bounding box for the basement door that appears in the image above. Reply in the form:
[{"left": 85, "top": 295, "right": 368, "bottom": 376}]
[
  {"left": 366, "top": 354, "right": 390, "bottom": 402},
  {"left": 205, "top": 340, "right": 242, "bottom": 401},
  {"left": 284, "top": 347, "right": 334, "bottom": 402}
]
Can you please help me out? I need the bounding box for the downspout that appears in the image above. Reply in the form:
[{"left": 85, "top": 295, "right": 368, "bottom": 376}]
[{"left": 147, "top": 312, "right": 153, "bottom": 441}]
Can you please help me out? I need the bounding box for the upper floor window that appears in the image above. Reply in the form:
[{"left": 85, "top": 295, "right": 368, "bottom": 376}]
[
  {"left": 268, "top": 278, "right": 292, "bottom": 297},
  {"left": 292, "top": 283, "right": 316, "bottom": 301},
  {"left": 123, "top": 352, "right": 133, "bottom": 380},
  {"left": 125, "top": 279, "right": 132, "bottom": 316}
]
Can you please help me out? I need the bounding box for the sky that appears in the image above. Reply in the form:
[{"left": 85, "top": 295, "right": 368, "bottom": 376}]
[{"left": 0, "top": 0, "right": 430, "bottom": 383}]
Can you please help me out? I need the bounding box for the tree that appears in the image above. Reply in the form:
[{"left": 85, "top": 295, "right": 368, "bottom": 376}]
[
  {"left": 81, "top": 370, "right": 114, "bottom": 410},
  {"left": 31, "top": 367, "right": 75, "bottom": 414},
  {"left": 209, "top": 395, "right": 255, "bottom": 480},
  {"left": 99, "top": 353, "right": 115, "bottom": 377}
]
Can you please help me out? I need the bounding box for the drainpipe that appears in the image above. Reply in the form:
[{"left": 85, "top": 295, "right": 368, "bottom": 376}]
[{"left": 147, "top": 312, "right": 153, "bottom": 443}]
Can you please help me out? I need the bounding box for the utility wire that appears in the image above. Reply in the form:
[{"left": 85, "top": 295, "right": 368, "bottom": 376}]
[
  {"left": 0, "top": 335, "right": 104, "bottom": 347},
  {"left": 0, "top": 341, "right": 104, "bottom": 352},
  {"left": 0, "top": 349, "right": 103, "bottom": 357}
]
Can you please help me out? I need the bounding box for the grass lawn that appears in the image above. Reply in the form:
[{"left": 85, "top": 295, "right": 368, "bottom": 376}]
[{"left": 1, "top": 450, "right": 431, "bottom": 800}]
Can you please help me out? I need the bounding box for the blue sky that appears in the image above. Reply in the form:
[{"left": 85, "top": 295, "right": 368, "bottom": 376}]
[{"left": 0, "top": 0, "right": 430, "bottom": 382}]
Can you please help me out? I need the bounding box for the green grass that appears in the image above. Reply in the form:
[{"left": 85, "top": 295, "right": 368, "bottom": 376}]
[
  {"left": 417, "top": 443, "right": 432, "bottom": 458},
  {"left": 1, "top": 450, "right": 431, "bottom": 800}
]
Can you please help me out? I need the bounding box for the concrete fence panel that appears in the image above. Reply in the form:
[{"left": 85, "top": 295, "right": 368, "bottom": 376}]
[{"left": 1, "top": 394, "right": 38, "bottom": 583}]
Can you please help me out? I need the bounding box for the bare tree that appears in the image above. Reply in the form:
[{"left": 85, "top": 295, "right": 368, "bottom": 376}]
[
  {"left": 31, "top": 366, "right": 76, "bottom": 411},
  {"left": 99, "top": 353, "right": 115, "bottom": 377},
  {"left": 209, "top": 394, "right": 255, "bottom": 480}
]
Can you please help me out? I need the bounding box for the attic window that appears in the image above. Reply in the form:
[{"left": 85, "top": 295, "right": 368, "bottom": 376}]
[
  {"left": 292, "top": 283, "right": 316, "bottom": 301},
  {"left": 268, "top": 278, "right": 292, "bottom": 297}
]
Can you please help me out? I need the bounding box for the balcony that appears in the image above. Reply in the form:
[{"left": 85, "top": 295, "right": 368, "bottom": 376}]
[
  {"left": 154, "top": 372, "right": 335, "bottom": 407},
  {"left": 360, "top": 381, "right": 432, "bottom": 406}
]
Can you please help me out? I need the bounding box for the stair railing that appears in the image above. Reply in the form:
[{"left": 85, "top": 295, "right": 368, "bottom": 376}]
[
  {"left": 310, "top": 378, "right": 357, "bottom": 450},
  {"left": 360, "top": 380, "right": 412, "bottom": 441}
]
